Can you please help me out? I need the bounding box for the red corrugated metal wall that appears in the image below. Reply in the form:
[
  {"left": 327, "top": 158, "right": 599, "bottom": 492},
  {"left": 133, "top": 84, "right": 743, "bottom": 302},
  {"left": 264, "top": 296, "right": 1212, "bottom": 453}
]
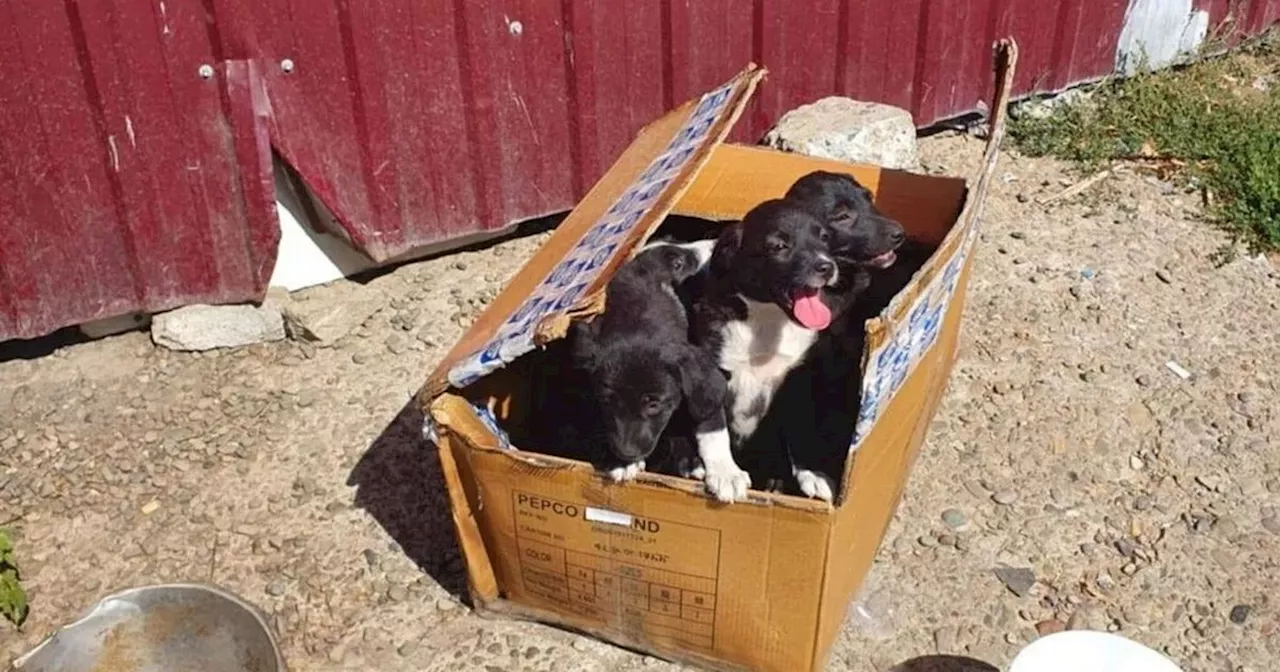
[{"left": 2, "top": 0, "right": 1277, "bottom": 341}]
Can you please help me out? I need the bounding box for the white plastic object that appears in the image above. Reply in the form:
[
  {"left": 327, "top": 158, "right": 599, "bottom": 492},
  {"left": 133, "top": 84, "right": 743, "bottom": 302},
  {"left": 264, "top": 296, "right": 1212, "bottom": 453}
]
[{"left": 1009, "top": 630, "right": 1182, "bottom": 672}]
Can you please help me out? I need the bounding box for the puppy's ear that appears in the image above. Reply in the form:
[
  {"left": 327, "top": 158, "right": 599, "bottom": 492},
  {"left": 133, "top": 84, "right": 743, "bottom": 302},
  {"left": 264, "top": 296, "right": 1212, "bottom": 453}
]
[
  {"left": 664, "top": 346, "right": 726, "bottom": 423},
  {"left": 567, "top": 320, "right": 600, "bottom": 370},
  {"left": 709, "top": 222, "right": 743, "bottom": 277}
]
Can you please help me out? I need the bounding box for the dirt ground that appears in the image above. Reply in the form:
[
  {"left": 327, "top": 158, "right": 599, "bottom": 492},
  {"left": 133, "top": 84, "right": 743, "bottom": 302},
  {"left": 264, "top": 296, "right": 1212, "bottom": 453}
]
[{"left": 2, "top": 133, "right": 1278, "bottom": 672}]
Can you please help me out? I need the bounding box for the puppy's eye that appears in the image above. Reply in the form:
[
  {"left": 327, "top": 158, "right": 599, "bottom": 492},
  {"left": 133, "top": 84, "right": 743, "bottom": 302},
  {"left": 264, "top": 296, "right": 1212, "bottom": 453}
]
[
  {"left": 766, "top": 238, "right": 790, "bottom": 253},
  {"left": 817, "top": 227, "right": 830, "bottom": 242}
]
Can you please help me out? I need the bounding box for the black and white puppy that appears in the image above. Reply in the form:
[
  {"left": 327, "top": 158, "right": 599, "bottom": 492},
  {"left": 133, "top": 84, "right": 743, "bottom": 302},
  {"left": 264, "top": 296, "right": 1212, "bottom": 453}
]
[
  {"left": 691, "top": 199, "right": 841, "bottom": 501},
  {"left": 568, "top": 239, "right": 726, "bottom": 481},
  {"left": 775, "top": 170, "right": 907, "bottom": 500}
]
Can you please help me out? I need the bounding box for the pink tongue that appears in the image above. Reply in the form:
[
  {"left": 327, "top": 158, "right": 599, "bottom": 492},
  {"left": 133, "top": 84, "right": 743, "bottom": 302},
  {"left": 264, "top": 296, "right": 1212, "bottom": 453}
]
[{"left": 791, "top": 291, "right": 832, "bottom": 330}]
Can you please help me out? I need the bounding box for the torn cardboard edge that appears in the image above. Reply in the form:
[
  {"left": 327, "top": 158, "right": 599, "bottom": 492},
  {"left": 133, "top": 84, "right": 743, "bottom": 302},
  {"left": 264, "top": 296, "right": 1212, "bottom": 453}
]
[{"left": 420, "top": 64, "right": 765, "bottom": 402}]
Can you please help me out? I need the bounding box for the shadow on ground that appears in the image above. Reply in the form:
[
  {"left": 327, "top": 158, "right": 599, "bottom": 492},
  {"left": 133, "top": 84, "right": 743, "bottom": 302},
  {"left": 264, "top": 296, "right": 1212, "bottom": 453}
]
[
  {"left": 347, "top": 399, "right": 468, "bottom": 598},
  {"left": 890, "top": 655, "right": 1000, "bottom": 672}
]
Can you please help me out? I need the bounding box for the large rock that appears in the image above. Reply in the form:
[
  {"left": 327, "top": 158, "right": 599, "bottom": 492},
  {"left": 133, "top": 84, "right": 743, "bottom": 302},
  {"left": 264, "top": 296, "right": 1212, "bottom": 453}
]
[
  {"left": 763, "top": 97, "right": 920, "bottom": 171},
  {"left": 151, "top": 303, "right": 285, "bottom": 351}
]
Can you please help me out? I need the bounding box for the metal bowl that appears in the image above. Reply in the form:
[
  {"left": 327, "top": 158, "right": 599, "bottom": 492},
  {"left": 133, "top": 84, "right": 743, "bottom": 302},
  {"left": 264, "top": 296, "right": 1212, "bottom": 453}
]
[{"left": 12, "top": 583, "right": 287, "bottom": 672}]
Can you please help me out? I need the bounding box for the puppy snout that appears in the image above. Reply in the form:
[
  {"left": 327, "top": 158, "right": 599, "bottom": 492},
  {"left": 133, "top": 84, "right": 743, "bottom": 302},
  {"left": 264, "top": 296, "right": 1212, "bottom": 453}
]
[
  {"left": 888, "top": 225, "right": 906, "bottom": 248},
  {"left": 813, "top": 257, "right": 835, "bottom": 279}
]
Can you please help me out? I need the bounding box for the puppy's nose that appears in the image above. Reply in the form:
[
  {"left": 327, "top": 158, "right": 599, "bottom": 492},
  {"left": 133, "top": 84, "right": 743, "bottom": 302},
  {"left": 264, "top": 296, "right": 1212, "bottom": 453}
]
[
  {"left": 814, "top": 258, "right": 835, "bottom": 278},
  {"left": 889, "top": 226, "right": 906, "bottom": 247}
]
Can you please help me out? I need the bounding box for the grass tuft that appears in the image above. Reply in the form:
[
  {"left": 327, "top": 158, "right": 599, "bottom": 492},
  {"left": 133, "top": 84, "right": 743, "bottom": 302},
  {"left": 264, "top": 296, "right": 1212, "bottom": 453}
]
[{"left": 1011, "top": 33, "right": 1280, "bottom": 254}]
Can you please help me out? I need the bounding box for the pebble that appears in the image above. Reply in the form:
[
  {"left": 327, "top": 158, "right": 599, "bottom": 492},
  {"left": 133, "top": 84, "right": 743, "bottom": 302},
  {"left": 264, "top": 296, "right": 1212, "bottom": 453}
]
[
  {"left": 1261, "top": 517, "right": 1280, "bottom": 535},
  {"left": 937, "top": 533, "right": 958, "bottom": 548},
  {"left": 992, "top": 490, "right": 1019, "bottom": 505},
  {"left": 1133, "top": 494, "right": 1153, "bottom": 511},
  {"left": 141, "top": 500, "right": 160, "bottom": 515},
  {"left": 1136, "top": 374, "right": 1153, "bottom": 387},
  {"left": 436, "top": 598, "right": 459, "bottom": 612},
  {"left": 1036, "top": 619, "right": 1067, "bottom": 637},
  {"left": 918, "top": 534, "right": 939, "bottom": 548},
  {"left": 1129, "top": 455, "right": 1145, "bottom": 470},
  {"left": 571, "top": 637, "right": 592, "bottom": 652},
  {"left": 963, "top": 479, "right": 989, "bottom": 499},
  {"left": 1156, "top": 268, "right": 1173, "bottom": 284},
  {"left": 941, "top": 508, "right": 968, "bottom": 529},
  {"left": 994, "top": 566, "right": 1037, "bottom": 597},
  {"left": 1230, "top": 604, "right": 1251, "bottom": 625},
  {"left": 266, "top": 580, "right": 287, "bottom": 597},
  {"left": 397, "top": 640, "right": 420, "bottom": 657},
  {"left": 387, "top": 585, "right": 409, "bottom": 602},
  {"left": 933, "top": 626, "right": 957, "bottom": 653}
]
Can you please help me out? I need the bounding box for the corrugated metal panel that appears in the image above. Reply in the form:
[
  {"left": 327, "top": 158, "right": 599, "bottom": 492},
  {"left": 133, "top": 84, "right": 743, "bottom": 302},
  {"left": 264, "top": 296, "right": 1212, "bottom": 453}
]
[
  {"left": 248, "top": 0, "right": 1278, "bottom": 266},
  {"left": 1, "top": 0, "right": 1276, "bottom": 340},
  {"left": 0, "top": 0, "right": 277, "bottom": 341}
]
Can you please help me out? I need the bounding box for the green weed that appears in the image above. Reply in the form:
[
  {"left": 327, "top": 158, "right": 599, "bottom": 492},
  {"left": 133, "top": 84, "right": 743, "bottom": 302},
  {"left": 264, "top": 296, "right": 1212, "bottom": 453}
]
[
  {"left": 0, "top": 528, "right": 28, "bottom": 627},
  {"left": 1011, "top": 33, "right": 1280, "bottom": 254}
]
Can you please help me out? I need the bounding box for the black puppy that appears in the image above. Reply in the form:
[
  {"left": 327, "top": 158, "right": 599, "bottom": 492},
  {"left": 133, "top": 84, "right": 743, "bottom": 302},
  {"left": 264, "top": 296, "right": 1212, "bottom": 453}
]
[
  {"left": 769, "top": 171, "right": 907, "bottom": 500},
  {"left": 689, "top": 199, "right": 841, "bottom": 502},
  {"left": 566, "top": 240, "right": 727, "bottom": 481}
]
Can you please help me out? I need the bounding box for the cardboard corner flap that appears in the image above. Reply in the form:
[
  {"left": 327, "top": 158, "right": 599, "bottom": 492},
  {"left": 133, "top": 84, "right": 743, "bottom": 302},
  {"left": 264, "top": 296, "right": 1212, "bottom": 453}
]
[{"left": 420, "top": 63, "right": 764, "bottom": 404}]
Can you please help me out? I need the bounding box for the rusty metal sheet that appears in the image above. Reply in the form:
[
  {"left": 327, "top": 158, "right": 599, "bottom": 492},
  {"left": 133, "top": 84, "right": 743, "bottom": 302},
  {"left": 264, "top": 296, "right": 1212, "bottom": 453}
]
[{"left": 0, "top": 0, "right": 277, "bottom": 342}]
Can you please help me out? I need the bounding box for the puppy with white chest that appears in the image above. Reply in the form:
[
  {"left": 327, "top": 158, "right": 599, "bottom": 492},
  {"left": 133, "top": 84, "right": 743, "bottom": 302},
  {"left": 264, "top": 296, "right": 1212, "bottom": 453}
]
[
  {"left": 691, "top": 199, "right": 841, "bottom": 501},
  {"left": 566, "top": 239, "right": 727, "bottom": 482},
  {"left": 770, "top": 170, "right": 907, "bottom": 501}
]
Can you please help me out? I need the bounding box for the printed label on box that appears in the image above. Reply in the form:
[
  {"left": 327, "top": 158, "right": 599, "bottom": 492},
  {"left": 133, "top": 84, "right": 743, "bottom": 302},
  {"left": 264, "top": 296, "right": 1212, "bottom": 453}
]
[{"left": 511, "top": 491, "right": 721, "bottom": 650}]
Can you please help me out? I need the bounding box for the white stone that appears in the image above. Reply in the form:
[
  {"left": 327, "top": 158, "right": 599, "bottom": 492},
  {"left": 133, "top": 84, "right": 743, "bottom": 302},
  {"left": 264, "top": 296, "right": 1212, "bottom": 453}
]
[
  {"left": 151, "top": 303, "right": 285, "bottom": 351},
  {"left": 281, "top": 285, "right": 386, "bottom": 343},
  {"left": 763, "top": 97, "right": 920, "bottom": 171}
]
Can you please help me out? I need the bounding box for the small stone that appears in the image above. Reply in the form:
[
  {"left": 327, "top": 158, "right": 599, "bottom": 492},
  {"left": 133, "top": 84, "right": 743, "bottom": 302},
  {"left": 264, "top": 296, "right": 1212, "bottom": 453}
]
[
  {"left": 352, "top": 352, "right": 369, "bottom": 365},
  {"left": 141, "top": 500, "right": 160, "bottom": 515},
  {"left": 954, "top": 536, "right": 971, "bottom": 552},
  {"left": 992, "top": 490, "right": 1019, "bottom": 505},
  {"left": 1079, "top": 542, "right": 1097, "bottom": 556},
  {"left": 1195, "top": 474, "right": 1222, "bottom": 492},
  {"left": 963, "top": 479, "right": 989, "bottom": 499},
  {"left": 1121, "top": 562, "right": 1138, "bottom": 576},
  {"left": 1155, "top": 269, "right": 1173, "bottom": 284},
  {"left": 436, "top": 598, "right": 458, "bottom": 612},
  {"left": 1016, "top": 192, "right": 1030, "bottom": 203},
  {"left": 1215, "top": 516, "right": 1239, "bottom": 539},
  {"left": 1114, "top": 538, "right": 1137, "bottom": 558},
  {"left": 993, "top": 566, "right": 1037, "bottom": 597},
  {"left": 1009, "top": 231, "right": 1026, "bottom": 240},
  {"left": 388, "top": 585, "right": 409, "bottom": 602},
  {"left": 1266, "top": 479, "right": 1280, "bottom": 494},
  {"left": 397, "top": 640, "right": 420, "bottom": 657},
  {"left": 1036, "top": 619, "right": 1067, "bottom": 637},
  {"left": 152, "top": 304, "right": 285, "bottom": 351},
  {"left": 933, "top": 626, "right": 957, "bottom": 653},
  {"left": 266, "top": 580, "right": 287, "bottom": 597},
  {"left": 937, "top": 533, "right": 957, "bottom": 548},
  {"left": 918, "top": 534, "right": 939, "bottom": 548},
  {"left": 1129, "top": 455, "right": 1145, "bottom": 470},
  {"left": 991, "top": 381, "right": 1012, "bottom": 395},
  {"left": 1136, "top": 374, "right": 1153, "bottom": 387},
  {"left": 1133, "top": 494, "right": 1153, "bottom": 511},
  {"left": 571, "top": 637, "right": 592, "bottom": 652},
  {"left": 941, "top": 508, "right": 968, "bottom": 529},
  {"left": 1229, "top": 605, "right": 1251, "bottom": 624},
  {"left": 1261, "top": 517, "right": 1280, "bottom": 535}
]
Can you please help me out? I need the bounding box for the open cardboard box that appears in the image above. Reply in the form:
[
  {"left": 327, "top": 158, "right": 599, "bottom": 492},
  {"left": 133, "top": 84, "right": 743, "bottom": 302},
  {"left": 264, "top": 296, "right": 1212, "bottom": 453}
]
[{"left": 419, "top": 41, "right": 1019, "bottom": 672}]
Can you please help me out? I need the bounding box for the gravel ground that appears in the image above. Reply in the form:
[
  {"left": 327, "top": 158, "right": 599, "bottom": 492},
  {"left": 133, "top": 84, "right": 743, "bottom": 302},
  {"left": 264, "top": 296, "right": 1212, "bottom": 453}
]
[{"left": 2, "top": 133, "right": 1278, "bottom": 672}]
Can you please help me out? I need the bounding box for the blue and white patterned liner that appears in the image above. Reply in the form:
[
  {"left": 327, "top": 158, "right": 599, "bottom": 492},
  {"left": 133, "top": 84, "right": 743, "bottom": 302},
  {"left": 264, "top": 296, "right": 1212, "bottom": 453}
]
[
  {"left": 850, "top": 214, "right": 981, "bottom": 449},
  {"left": 446, "top": 78, "right": 741, "bottom": 391}
]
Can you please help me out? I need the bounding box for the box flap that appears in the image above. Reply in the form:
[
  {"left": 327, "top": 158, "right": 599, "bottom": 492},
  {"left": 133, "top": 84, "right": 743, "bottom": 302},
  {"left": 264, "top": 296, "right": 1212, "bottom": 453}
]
[{"left": 421, "top": 65, "right": 765, "bottom": 401}]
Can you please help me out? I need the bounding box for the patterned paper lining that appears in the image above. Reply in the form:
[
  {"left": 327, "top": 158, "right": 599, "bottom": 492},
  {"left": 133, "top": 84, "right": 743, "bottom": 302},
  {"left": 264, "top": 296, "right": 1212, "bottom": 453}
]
[
  {"left": 851, "top": 213, "right": 981, "bottom": 449},
  {"left": 446, "top": 78, "right": 741, "bottom": 391}
]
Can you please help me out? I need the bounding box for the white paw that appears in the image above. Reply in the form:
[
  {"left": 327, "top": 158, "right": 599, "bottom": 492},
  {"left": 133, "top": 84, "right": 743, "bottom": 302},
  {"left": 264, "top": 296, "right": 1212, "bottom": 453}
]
[
  {"left": 687, "top": 465, "right": 707, "bottom": 480},
  {"left": 795, "top": 469, "right": 835, "bottom": 502},
  {"left": 702, "top": 460, "right": 751, "bottom": 503},
  {"left": 606, "top": 461, "right": 645, "bottom": 482}
]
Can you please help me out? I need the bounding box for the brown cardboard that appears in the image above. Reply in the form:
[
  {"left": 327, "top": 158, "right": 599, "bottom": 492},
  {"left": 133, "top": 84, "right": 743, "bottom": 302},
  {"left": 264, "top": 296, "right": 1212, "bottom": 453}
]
[{"left": 423, "top": 41, "right": 1020, "bottom": 672}]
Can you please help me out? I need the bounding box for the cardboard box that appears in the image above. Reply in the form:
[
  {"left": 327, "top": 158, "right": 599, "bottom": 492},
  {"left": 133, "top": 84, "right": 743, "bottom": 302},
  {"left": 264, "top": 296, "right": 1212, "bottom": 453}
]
[{"left": 420, "top": 41, "right": 1019, "bottom": 672}]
